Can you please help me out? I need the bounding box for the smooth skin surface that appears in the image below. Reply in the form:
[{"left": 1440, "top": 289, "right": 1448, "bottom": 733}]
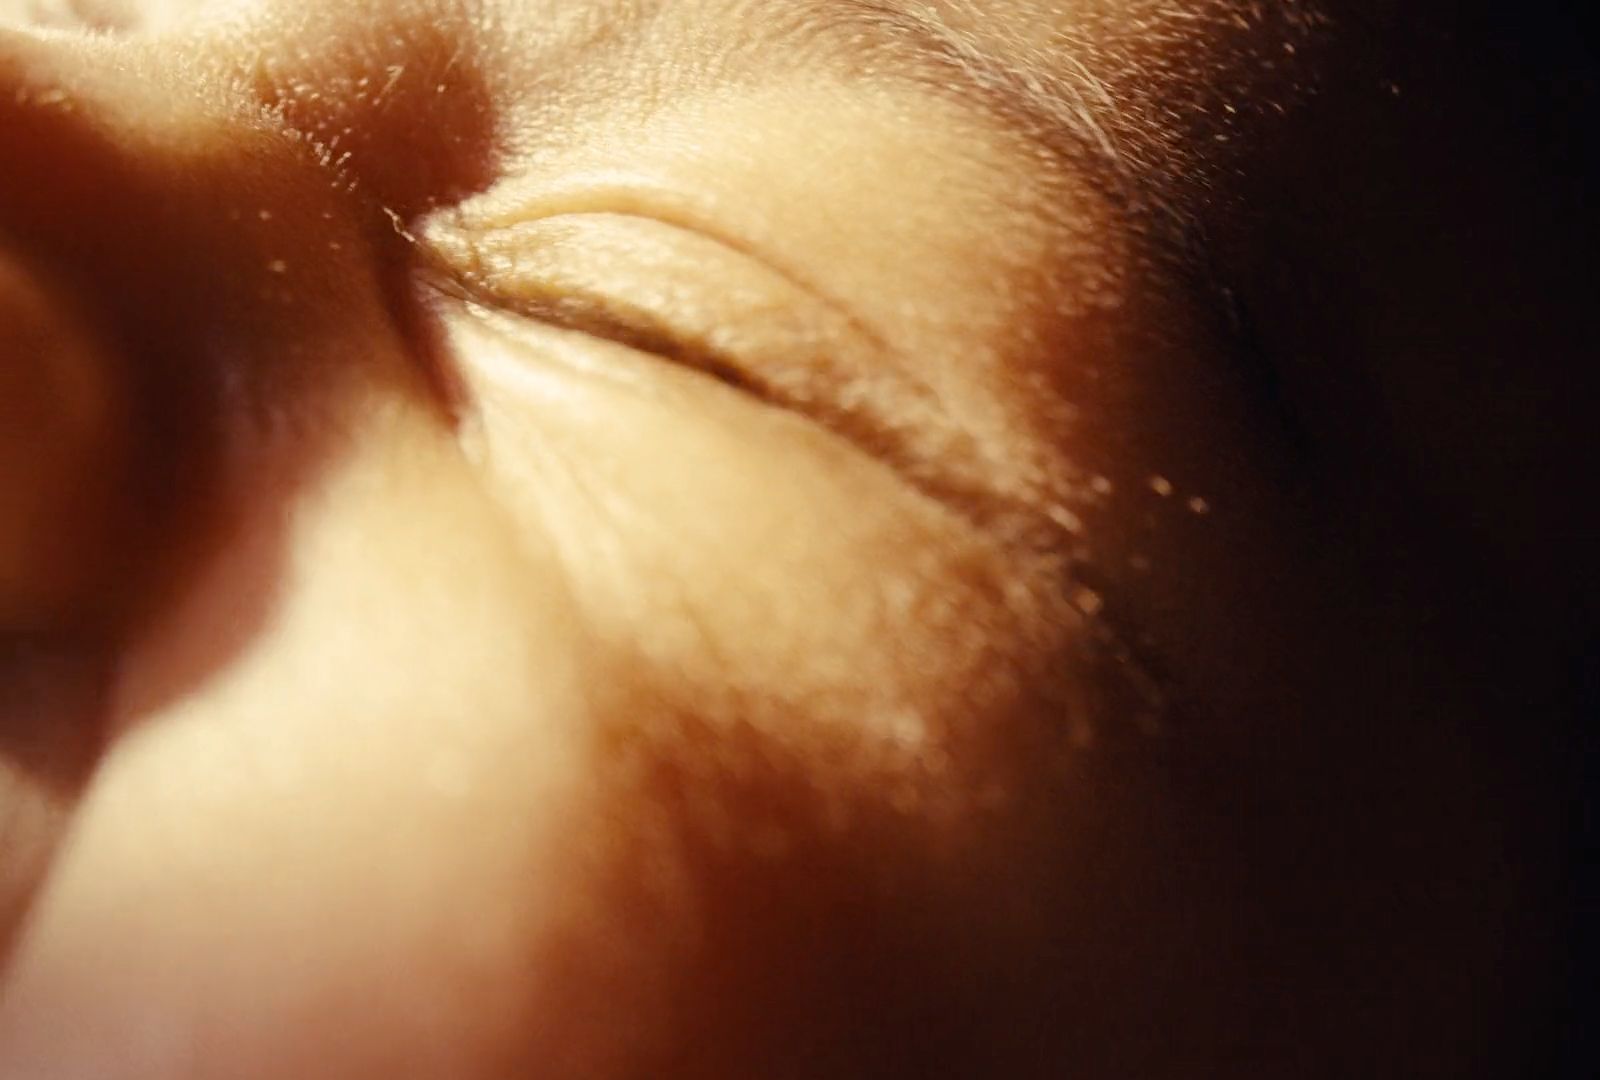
[{"left": 1, "top": 1, "right": 1591, "bottom": 1076}]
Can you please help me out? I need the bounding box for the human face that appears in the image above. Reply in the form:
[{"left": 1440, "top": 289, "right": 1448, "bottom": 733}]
[{"left": 1, "top": 2, "right": 1583, "bottom": 1077}]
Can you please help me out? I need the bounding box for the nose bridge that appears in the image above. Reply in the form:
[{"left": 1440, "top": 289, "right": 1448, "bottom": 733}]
[
  {"left": 0, "top": 30, "right": 171, "bottom": 631},
  {"left": 0, "top": 21, "right": 410, "bottom": 382},
  {"left": 1, "top": 26, "right": 142, "bottom": 214},
  {"left": 2, "top": 26, "right": 412, "bottom": 634},
  {"left": 1, "top": 24, "right": 186, "bottom": 179},
  {"left": 0, "top": 244, "right": 133, "bottom": 630},
  {"left": 2, "top": 27, "right": 275, "bottom": 294}
]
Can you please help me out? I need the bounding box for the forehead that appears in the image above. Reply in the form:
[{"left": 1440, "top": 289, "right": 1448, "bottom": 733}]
[{"left": 447, "top": 0, "right": 1334, "bottom": 216}]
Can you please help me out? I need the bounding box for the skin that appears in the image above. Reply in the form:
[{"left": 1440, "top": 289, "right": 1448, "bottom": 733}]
[{"left": 0, "top": 1, "right": 1590, "bottom": 1076}]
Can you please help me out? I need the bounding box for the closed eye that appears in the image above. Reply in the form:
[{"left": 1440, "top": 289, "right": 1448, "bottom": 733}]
[
  {"left": 407, "top": 206, "right": 1177, "bottom": 732},
  {"left": 412, "top": 210, "right": 1052, "bottom": 545},
  {"left": 418, "top": 230, "right": 771, "bottom": 402}
]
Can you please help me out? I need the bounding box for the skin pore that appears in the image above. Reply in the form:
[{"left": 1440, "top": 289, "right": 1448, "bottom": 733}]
[{"left": 1, "top": 1, "right": 1589, "bottom": 1077}]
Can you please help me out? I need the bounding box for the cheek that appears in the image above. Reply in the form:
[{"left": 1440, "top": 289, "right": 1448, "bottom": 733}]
[
  {"left": 420, "top": 314, "right": 1219, "bottom": 1074},
  {"left": 0, "top": 399, "right": 611, "bottom": 1077},
  {"left": 436, "top": 290, "right": 1191, "bottom": 771},
  {"left": 3, "top": 292, "right": 1183, "bottom": 1080}
]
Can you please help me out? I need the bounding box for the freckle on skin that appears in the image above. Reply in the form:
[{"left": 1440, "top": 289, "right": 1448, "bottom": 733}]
[
  {"left": 1070, "top": 585, "right": 1104, "bottom": 617},
  {"left": 1049, "top": 506, "right": 1084, "bottom": 535}
]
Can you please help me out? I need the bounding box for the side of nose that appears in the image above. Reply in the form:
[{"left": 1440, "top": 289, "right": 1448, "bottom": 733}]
[
  {"left": 1, "top": 26, "right": 409, "bottom": 635},
  {"left": 1, "top": 25, "right": 210, "bottom": 259},
  {"left": 0, "top": 29, "right": 155, "bottom": 631},
  {"left": 0, "top": 248, "right": 133, "bottom": 630},
  {"left": 0, "top": 23, "right": 341, "bottom": 321},
  {"left": 0, "top": 243, "right": 136, "bottom": 624}
]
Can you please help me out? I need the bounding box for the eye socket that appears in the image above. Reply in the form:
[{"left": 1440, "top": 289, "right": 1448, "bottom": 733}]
[
  {"left": 407, "top": 208, "right": 1177, "bottom": 731},
  {"left": 418, "top": 215, "right": 774, "bottom": 402},
  {"left": 413, "top": 209, "right": 987, "bottom": 499},
  {"left": 413, "top": 205, "right": 1121, "bottom": 558},
  {"left": 415, "top": 210, "right": 1085, "bottom": 557}
]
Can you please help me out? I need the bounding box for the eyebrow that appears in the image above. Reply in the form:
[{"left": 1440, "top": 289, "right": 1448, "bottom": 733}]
[{"left": 789, "top": 1, "right": 1141, "bottom": 209}]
